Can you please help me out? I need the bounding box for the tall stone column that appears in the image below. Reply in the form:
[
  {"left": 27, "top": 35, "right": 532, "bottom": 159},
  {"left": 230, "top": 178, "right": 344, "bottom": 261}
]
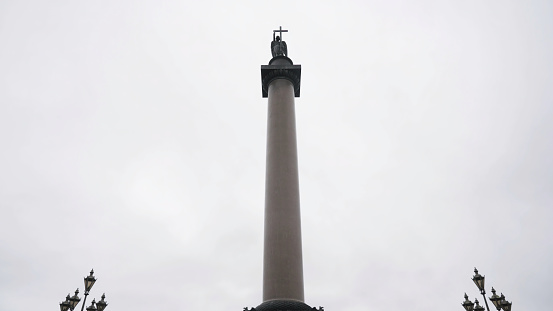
[{"left": 261, "top": 50, "right": 303, "bottom": 302}]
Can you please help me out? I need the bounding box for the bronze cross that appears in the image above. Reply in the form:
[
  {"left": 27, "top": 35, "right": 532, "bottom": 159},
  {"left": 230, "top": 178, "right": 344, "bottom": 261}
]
[{"left": 273, "top": 26, "right": 288, "bottom": 40}]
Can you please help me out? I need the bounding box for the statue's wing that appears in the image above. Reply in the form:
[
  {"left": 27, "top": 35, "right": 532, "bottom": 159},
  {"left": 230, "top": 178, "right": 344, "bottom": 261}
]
[
  {"left": 271, "top": 40, "right": 278, "bottom": 56},
  {"left": 282, "top": 41, "right": 288, "bottom": 55}
]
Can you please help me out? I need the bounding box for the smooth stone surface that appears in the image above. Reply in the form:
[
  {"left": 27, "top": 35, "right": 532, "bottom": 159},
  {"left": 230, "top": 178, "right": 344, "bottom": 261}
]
[{"left": 263, "top": 78, "right": 304, "bottom": 302}]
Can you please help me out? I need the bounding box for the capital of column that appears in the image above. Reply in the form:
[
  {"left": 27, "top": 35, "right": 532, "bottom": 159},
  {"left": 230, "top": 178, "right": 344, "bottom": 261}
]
[{"left": 261, "top": 56, "right": 301, "bottom": 98}]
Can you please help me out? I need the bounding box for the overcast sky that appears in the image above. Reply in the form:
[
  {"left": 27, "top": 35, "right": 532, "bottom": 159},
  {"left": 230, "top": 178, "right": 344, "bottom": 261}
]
[{"left": 1, "top": 1, "right": 552, "bottom": 310}]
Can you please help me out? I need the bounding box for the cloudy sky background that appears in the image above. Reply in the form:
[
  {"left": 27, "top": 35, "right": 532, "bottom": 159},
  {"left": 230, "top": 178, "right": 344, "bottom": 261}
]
[{"left": 1, "top": 0, "right": 552, "bottom": 310}]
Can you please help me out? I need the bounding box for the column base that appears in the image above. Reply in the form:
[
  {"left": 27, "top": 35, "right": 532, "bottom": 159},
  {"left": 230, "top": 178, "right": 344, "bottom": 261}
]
[{"left": 245, "top": 299, "right": 323, "bottom": 311}]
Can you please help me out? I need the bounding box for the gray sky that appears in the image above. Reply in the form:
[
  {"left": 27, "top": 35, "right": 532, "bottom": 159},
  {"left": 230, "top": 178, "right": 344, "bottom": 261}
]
[{"left": 1, "top": 1, "right": 552, "bottom": 310}]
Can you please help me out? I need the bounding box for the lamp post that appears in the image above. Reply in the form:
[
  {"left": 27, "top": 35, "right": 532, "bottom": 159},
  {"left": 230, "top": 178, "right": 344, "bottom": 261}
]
[
  {"left": 462, "top": 268, "right": 512, "bottom": 311},
  {"left": 59, "top": 270, "right": 108, "bottom": 311},
  {"left": 472, "top": 268, "right": 492, "bottom": 311},
  {"left": 81, "top": 270, "right": 97, "bottom": 311}
]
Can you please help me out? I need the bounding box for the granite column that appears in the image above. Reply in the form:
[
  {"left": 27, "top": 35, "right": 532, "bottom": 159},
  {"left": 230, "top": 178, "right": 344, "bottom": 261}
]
[{"left": 261, "top": 55, "right": 303, "bottom": 302}]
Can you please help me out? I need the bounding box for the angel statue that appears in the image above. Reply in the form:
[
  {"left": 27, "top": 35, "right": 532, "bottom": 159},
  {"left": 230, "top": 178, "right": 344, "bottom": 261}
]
[{"left": 271, "top": 34, "right": 288, "bottom": 57}]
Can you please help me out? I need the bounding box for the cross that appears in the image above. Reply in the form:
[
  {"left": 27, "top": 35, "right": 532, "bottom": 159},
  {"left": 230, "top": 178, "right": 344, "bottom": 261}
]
[{"left": 273, "top": 26, "right": 288, "bottom": 40}]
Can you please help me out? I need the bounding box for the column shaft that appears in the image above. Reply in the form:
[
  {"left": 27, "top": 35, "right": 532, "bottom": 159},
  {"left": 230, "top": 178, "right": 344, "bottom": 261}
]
[{"left": 263, "top": 78, "right": 304, "bottom": 302}]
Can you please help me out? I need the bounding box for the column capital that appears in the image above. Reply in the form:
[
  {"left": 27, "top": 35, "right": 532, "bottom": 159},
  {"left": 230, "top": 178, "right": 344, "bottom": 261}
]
[{"left": 261, "top": 60, "right": 301, "bottom": 98}]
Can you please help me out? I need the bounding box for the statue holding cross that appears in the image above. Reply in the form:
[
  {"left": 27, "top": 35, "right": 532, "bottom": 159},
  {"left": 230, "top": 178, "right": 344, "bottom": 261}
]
[{"left": 271, "top": 26, "right": 288, "bottom": 57}]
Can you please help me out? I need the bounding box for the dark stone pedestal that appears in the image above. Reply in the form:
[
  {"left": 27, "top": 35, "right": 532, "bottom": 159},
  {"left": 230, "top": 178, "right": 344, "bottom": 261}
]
[{"left": 246, "top": 299, "right": 323, "bottom": 311}]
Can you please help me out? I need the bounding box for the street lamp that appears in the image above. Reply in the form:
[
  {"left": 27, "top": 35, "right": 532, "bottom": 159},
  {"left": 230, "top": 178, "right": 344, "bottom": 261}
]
[
  {"left": 462, "top": 293, "right": 474, "bottom": 311},
  {"left": 472, "top": 268, "right": 491, "bottom": 311},
  {"left": 59, "top": 294, "right": 71, "bottom": 311},
  {"left": 96, "top": 293, "right": 108, "bottom": 311},
  {"left": 489, "top": 288, "right": 502, "bottom": 310},
  {"left": 59, "top": 270, "right": 107, "bottom": 311},
  {"left": 81, "top": 270, "right": 97, "bottom": 311},
  {"left": 69, "top": 289, "right": 81, "bottom": 311},
  {"left": 501, "top": 299, "right": 512, "bottom": 311},
  {"left": 461, "top": 268, "right": 513, "bottom": 311},
  {"left": 474, "top": 299, "right": 485, "bottom": 311},
  {"left": 86, "top": 299, "right": 97, "bottom": 311}
]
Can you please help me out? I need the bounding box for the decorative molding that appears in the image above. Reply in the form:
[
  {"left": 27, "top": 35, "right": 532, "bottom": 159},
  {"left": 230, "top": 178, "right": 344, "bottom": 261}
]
[
  {"left": 250, "top": 299, "right": 320, "bottom": 311},
  {"left": 261, "top": 65, "right": 302, "bottom": 98}
]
